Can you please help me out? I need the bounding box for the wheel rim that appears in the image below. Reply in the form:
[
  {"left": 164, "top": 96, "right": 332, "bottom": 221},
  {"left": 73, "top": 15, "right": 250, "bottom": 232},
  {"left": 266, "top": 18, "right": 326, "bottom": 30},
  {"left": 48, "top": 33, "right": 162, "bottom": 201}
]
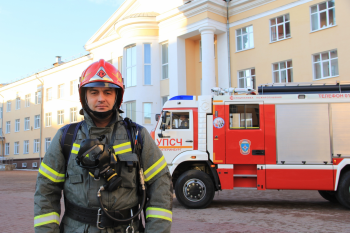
[{"left": 183, "top": 178, "right": 206, "bottom": 202}]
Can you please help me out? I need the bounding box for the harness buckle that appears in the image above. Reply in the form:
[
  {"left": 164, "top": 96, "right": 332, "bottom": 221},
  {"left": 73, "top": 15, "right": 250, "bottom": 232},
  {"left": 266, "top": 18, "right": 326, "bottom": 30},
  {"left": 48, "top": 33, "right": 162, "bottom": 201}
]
[{"left": 96, "top": 208, "right": 105, "bottom": 230}]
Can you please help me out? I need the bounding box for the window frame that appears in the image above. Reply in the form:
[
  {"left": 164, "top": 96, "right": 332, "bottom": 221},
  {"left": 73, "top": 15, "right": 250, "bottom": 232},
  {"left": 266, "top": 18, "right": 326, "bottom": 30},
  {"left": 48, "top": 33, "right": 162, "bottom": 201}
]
[
  {"left": 70, "top": 80, "right": 77, "bottom": 96},
  {"left": 58, "top": 84, "right": 64, "bottom": 99},
  {"left": 161, "top": 43, "right": 169, "bottom": 80},
  {"left": 15, "top": 119, "right": 20, "bottom": 132},
  {"left": 6, "top": 121, "right": 10, "bottom": 134},
  {"left": 310, "top": 0, "right": 336, "bottom": 32},
  {"left": 5, "top": 143, "right": 9, "bottom": 155},
  {"left": 237, "top": 68, "right": 256, "bottom": 89},
  {"left": 23, "top": 140, "right": 29, "bottom": 154},
  {"left": 46, "top": 88, "right": 52, "bottom": 101},
  {"left": 45, "top": 112, "right": 52, "bottom": 127},
  {"left": 35, "top": 91, "right": 42, "bottom": 104},
  {"left": 125, "top": 45, "right": 137, "bottom": 88},
  {"left": 144, "top": 43, "right": 152, "bottom": 85},
  {"left": 57, "top": 110, "right": 64, "bottom": 125},
  {"left": 34, "top": 115, "right": 40, "bottom": 129},
  {"left": 6, "top": 101, "right": 11, "bottom": 112},
  {"left": 143, "top": 103, "right": 152, "bottom": 125},
  {"left": 312, "top": 49, "right": 339, "bottom": 80},
  {"left": 34, "top": 139, "right": 40, "bottom": 153},
  {"left": 24, "top": 117, "right": 30, "bottom": 131},
  {"left": 16, "top": 96, "right": 21, "bottom": 110},
  {"left": 229, "top": 104, "right": 260, "bottom": 130},
  {"left": 272, "top": 60, "right": 293, "bottom": 83},
  {"left": 14, "top": 141, "right": 19, "bottom": 155},
  {"left": 25, "top": 94, "right": 31, "bottom": 107},
  {"left": 123, "top": 101, "right": 136, "bottom": 122},
  {"left": 70, "top": 107, "right": 77, "bottom": 123},
  {"left": 270, "top": 14, "right": 291, "bottom": 42},
  {"left": 236, "top": 25, "right": 254, "bottom": 52}
]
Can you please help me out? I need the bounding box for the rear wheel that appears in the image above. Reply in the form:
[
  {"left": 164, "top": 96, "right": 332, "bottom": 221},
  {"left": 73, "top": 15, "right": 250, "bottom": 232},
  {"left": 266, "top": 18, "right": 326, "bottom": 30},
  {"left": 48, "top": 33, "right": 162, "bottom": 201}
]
[
  {"left": 175, "top": 170, "right": 215, "bottom": 209},
  {"left": 336, "top": 171, "right": 350, "bottom": 209},
  {"left": 318, "top": 190, "right": 338, "bottom": 203}
]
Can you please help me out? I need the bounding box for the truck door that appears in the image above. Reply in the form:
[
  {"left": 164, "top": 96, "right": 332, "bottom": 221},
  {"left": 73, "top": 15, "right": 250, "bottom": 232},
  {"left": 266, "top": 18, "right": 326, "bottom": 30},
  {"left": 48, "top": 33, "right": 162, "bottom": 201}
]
[
  {"left": 225, "top": 102, "right": 265, "bottom": 164},
  {"left": 155, "top": 110, "right": 194, "bottom": 163}
]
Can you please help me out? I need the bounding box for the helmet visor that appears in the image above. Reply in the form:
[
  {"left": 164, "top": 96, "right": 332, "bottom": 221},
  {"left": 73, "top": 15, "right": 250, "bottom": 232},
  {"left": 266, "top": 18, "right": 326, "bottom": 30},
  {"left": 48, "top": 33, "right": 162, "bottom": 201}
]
[{"left": 83, "top": 82, "right": 121, "bottom": 88}]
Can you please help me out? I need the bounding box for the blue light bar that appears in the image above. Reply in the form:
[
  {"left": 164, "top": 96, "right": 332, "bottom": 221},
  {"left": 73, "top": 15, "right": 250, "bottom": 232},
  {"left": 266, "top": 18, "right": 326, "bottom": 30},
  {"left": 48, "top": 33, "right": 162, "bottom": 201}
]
[{"left": 169, "top": 95, "right": 193, "bottom": 101}]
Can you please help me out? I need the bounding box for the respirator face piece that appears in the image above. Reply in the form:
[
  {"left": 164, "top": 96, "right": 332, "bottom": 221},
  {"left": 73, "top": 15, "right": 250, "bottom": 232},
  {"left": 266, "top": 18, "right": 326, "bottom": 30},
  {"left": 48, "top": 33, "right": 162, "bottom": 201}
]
[{"left": 76, "top": 135, "right": 122, "bottom": 192}]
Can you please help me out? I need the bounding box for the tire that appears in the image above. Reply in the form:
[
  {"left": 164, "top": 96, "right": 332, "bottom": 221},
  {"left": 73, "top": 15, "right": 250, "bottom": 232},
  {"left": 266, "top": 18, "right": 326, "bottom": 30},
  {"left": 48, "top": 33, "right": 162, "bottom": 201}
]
[
  {"left": 336, "top": 171, "right": 350, "bottom": 209},
  {"left": 318, "top": 190, "right": 338, "bottom": 203},
  {"left": 175, "top": 170, "right": 215, "bottom": 209}
]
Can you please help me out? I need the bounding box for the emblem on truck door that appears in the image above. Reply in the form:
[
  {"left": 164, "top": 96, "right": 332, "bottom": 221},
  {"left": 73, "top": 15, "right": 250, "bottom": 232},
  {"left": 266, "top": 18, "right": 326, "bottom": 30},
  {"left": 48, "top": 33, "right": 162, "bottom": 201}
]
[
  {"left": 239, "top": 139, "right": 251, "bottom": 155},
  {"left": 213, "top": 117, "right": 225, "bottom": 129}
]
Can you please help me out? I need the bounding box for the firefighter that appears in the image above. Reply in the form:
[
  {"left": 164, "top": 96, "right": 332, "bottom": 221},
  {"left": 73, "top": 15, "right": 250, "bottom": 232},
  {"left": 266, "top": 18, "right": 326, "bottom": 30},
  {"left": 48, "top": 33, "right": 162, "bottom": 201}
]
[
  {"left": 178, "top": 115, "right": 189, "bottom": 129},
  {"left": 34, "top": 59, "right": 173, "bottom": 233}
]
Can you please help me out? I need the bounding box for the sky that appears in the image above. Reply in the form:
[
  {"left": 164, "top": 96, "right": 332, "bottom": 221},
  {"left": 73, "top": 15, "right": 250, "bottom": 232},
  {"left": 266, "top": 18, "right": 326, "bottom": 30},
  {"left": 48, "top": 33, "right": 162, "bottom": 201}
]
[{"left": 0, "top": 0, "right": 125, "bottom": 84}]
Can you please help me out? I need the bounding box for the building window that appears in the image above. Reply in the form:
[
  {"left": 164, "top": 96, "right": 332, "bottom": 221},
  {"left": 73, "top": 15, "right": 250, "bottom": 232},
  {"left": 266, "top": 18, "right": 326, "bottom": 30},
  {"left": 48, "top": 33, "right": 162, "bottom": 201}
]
[
  {"left": 313, "top": 50, "right": 338, "bottom": 80},
  {"left": 5, "top": 143, "right": 9, "bottom": 155},
  {"left": 7, "top": 101, "right": 11, "bottom": 112},
  {"left": 118, "top": 56, "right": 123, "bottom": 81},
  {"left": 70, "top": 107, "right": 77, "bottom": 123},
  {"left": 46, "top": 88, "right": 52, "bottom": 101},
  {"left": 270, "top": 14, "right": 291, "bottom": 42},
  {"left": 0, "top": 106, "right": 2, "bottom": 119},
  {"left": 162, "top": 96, "right": 169, "bottom": 106},
  {"left": 236, "top": 25, "right": 254, "bottom": 51},
  {"left": 34, "top": 139, "right": 40, "bottom": 153},
  {"left": 13, "top": 163, "right": 17, "bottom": 168},
  {"left": 123, "top": 102, "right": 136, "bottom": 121},
  {"left": 125, "top": 45, "right": 137, "bottom": 87},
  {"left": 24, "top": 117, "right": 30, "bottom": 131},
  {"left": 15, "top": 119, "right": 20, "bottom": 132},
  {"left": 0, "top": 128, "right": 2, "bottom": 136},
  {"left": 161, "top": 43, "right": 169, "bottom": 79},
  {"left": 273, "top": 60, "right": 293, "bottom": 83},
  {"left": 25, "top": 94, "right": 30, "bottom": 107},
  {"left": 46, "top": 113, "right": 52, "bottom": 127},
  {"left": 14, "top": 142, "right": 19, "bottom": 155},
  {"left": 143, "top": 103, "right": 152, "bottom": 124},
  {"left": 23, "top": 140, "right": 29, "bottom": 154},
  {"left": 16, "top": 97, "right": 20, "bottom": 110},
  {"left": 45, "top": 138, "right": 51, "bottom": 152},
  {"left": 144, "top": 44, "right": 151, "bottom": 85},
  {"left": 22, "top": 163, "right": 27, "bottom": 168},
  {"left": 57, "top": 110, "right": 64, "bottom": 125},
  {"left": 311, "top": 1, "right": 335, "bottom": 31},
  {"left": 229, "top": 104, "right": 260, "bottom": 129},
  {"left": 35, "top": 91, "right": 42, "bottom": 104},
  {"left": 32, "top": 162, "right": 38, "bottom": 168},
  {"left": 238, "top": 68, "right": 256, "bottom": 89},
  {"left": 34, "top": 115, "right": 40, "bottom": 129},
  {"left": 58, "top": 84, "right": 64, "bottom": 99},
  {"left": 6, "top": 121, "right": 10, "bottom": 134},
  {"left": 70, "top": 80, "right": 77, "bottom": 95}
]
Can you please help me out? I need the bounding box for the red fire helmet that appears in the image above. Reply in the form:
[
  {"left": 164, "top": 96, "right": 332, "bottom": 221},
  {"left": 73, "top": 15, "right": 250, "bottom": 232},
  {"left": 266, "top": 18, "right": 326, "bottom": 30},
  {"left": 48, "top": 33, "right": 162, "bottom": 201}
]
[{"left": 79, "top": 59, "right": 124, "bottom": 109}]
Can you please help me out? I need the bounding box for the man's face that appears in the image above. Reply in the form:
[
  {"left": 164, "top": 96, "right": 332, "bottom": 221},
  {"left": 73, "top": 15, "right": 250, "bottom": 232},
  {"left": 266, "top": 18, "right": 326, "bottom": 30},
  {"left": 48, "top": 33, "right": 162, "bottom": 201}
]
[{"left": 86, "top": 87, "right": 116, "bottom": 112}]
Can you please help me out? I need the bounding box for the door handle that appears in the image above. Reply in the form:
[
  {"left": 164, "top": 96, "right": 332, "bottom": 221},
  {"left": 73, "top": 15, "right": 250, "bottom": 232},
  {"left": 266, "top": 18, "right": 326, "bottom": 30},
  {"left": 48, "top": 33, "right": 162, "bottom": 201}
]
[{"left": 186, "top": 140, "right": 193, "bottom": 143}]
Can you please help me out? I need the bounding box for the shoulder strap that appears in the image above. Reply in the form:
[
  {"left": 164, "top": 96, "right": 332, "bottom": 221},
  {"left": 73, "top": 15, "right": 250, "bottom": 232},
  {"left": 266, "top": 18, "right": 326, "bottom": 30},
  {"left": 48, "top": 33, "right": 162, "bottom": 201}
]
[
  {"left": 61, "top": 121, "right": 84, "bottom": 166},
  {"left": 123, "top": 118, "right": 143, "bottom": 152}
]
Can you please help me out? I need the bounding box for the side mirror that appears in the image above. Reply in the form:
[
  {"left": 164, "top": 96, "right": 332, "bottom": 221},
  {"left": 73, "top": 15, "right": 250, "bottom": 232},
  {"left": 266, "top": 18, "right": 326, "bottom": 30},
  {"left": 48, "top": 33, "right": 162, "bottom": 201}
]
[
  {"left": 162, "top": 111, "right": 168, "bottom": 124},
  {"left": 155, "top": 114, "right": 160, "bottom": 122}
]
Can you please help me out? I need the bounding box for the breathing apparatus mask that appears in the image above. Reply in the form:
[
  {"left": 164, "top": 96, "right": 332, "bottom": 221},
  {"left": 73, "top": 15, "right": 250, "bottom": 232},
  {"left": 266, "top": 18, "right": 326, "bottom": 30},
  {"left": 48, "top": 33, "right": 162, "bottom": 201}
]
[{"left": 75, "top": 135, "right": 122, "bottom": 192}]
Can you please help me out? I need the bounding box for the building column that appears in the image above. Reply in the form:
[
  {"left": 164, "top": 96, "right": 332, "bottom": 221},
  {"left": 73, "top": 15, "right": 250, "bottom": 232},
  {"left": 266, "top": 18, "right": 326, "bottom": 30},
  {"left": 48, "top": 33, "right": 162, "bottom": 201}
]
[
  {"left": 217, "top": 32, "right": 230, "bottom": 88},
  {"left": 168, "top": 37, "right": 186, "bottom": 98},
  {"left": 199, "top": 26, "right": 216, "bottom": 95}
]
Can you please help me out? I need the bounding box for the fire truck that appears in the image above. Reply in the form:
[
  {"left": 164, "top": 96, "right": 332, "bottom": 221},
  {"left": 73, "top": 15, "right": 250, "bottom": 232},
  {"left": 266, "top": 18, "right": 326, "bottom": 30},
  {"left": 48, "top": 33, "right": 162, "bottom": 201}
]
[{"left": 151, "top": 82, "right": 350, "bottom": 209}]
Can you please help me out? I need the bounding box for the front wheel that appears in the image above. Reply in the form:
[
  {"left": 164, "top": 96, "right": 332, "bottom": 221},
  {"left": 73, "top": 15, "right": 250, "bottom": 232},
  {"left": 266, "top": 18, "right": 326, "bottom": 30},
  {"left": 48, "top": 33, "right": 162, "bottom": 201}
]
[
  {"left": 336, "top": 171, "right": 350, "bottom": 209},
  {"left": 175, "top": 170, "right": 215, "bottom": 209}
]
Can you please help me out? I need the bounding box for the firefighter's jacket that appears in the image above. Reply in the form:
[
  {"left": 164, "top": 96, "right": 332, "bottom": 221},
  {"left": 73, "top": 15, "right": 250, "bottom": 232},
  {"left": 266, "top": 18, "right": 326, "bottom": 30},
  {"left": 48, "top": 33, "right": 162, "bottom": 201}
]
[{"left": 34, "top": 111, "right": 173, "bottom": 233}]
